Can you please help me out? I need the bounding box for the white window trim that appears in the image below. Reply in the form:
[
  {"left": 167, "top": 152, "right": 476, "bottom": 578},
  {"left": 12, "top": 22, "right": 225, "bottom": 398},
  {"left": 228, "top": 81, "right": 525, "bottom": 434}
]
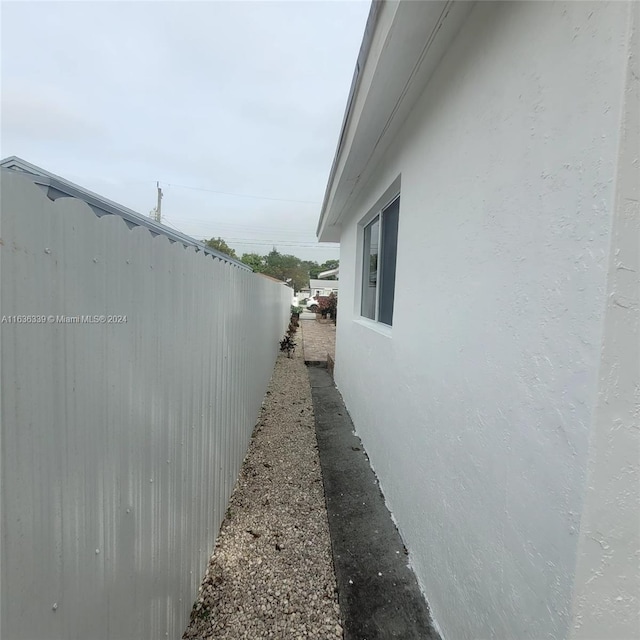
[
  {"left": 356, "top": 176, "right": 401, "bottom": 327},
  {"left": 353, "top": 315, "right": 393, "bottom": 338}
]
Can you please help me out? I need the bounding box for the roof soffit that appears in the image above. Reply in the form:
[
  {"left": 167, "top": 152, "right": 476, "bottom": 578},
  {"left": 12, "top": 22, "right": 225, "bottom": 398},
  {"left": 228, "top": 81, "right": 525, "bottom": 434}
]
[{"left": 318, "top": 1, "right": 474, "bottom": 242}]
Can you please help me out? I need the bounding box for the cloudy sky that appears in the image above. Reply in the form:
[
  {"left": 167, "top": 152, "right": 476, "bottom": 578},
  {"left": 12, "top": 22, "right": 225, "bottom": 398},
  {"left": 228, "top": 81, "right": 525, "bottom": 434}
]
[{"left": 1, "top": 1, "right": 371, "bottom": 262}]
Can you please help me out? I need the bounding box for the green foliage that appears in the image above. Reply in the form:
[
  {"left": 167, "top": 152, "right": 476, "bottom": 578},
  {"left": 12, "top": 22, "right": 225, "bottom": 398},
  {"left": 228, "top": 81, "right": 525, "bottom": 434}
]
[
  {"left": 245, "top": 248, "right": 308, "bottom": 292},
  {"left": 319, "top": 259, "right": 339, "bottom": 280},
  {"left": 291, "top": 305, "right": 303, "bottom": 315},
  {"left": 305, "top": 261, "right": 322, "bottom": 280},
  {"left": 240, "top": 252, "right": 266, "bottom": 271},
  {"left": 306, "top": 259, "right": 339, "bottom": 280},
  {"left": 269, "top": 254, "right": 308, "bottom": 292},
  {"left": 203, "top": 237, "right": 238, "bottom": 259},
  {"left": 239, "top": 248, "right": 339, "bottom": 292}
]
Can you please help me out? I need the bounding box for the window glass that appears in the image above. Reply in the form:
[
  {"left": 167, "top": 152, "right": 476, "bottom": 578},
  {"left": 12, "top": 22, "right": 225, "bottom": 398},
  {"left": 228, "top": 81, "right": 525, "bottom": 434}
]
[
  {"left": 360, "top": 194, "right": 399, "bottom": 326},
  {"left": 379, "top": 198, "right": 399, "bottom": 326},
  {"left": 361, "top": 216, "right": 379, "bottom": 320}
]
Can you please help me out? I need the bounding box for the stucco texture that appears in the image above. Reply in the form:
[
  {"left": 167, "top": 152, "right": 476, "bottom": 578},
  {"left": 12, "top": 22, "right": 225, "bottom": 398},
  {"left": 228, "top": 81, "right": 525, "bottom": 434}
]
[{"left": 332, "top": 2, "right": 637, "bottom": 639}]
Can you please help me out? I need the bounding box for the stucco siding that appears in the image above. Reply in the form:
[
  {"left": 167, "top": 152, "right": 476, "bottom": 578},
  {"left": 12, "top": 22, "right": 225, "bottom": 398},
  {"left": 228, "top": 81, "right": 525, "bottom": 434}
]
[
  {"left": 333, "top": 2, "right": 634, "bottom": 639},
  {"left": 569, "top": 3, "right": 639, "bottom": 635}
]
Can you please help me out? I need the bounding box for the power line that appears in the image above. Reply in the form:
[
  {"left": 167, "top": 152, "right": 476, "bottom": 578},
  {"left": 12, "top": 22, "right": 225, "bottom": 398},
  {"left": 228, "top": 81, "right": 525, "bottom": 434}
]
[
  {"left": 176, "top": 222, "right": 321, "bottom": 238},
  {"left": 173, "top": 218, "right": 316, "bottom": 232},
  {"left": 164, "top": 220, "right": 327, "bottom": 246},
  {"left": 198, "top": 238, "right": 337, "bottom": 248},
  {"left": 165, "top": 182, "right": 321, "bottom": 205},
  {"left": 231, "top": 242, "right": 338, "bottom": 250},
  {"left": 222, "top": 237, "right": 335, "bottom": 245},
  {"left": 160, "top": 219, "right": 338, "bottom": 249},
  {"left": 162, "top": 221, "right": 326, "bottom": 244},
  {"left": 158, "top": 217, "right": 183, "bottom": 233}
]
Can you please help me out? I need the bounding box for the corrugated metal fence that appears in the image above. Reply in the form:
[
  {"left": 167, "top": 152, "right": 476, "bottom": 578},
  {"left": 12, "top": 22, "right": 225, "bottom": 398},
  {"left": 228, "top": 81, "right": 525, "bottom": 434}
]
[{"left": 0, "top": 173, "right": 291, "bottom": 639}]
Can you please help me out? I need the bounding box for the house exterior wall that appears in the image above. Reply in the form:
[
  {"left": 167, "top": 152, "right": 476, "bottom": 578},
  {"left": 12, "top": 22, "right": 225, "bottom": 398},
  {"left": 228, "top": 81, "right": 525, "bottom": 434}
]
[
  {"left": 332, "top": 2, "right": 636, "bottom": 639},
  {"left": 309, "top": 279, "right": 339, "bottom": 297},
  {"left": 0, "top": 173, "right": 291, "bottom": 639},
  {"left": 569, "top": 5, "right": 639, "bottom": 636}
]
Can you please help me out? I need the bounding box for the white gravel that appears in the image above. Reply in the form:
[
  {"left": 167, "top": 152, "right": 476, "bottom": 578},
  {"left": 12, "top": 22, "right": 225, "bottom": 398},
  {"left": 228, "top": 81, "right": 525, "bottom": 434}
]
[{"left": 182, "top": 348, "right": 341, "bottom": 639}]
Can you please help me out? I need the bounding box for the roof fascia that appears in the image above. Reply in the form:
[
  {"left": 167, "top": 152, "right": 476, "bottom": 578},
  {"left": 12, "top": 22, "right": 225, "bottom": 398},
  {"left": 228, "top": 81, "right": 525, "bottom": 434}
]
[{"left": 317, "top": 1, "right": 474, "bottom": 242}]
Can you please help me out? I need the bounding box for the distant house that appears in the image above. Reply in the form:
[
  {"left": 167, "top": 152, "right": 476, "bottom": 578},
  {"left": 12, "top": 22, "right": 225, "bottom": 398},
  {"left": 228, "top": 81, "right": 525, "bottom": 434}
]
[
  {"left": 318, "top": 2, "right": 638, "bottom": 640},
  {"left": 318, "top": 267, "right": 339, "bottom": 280},
  {"left": 309, "top": 278, "right": 338, "bottom": 298}
]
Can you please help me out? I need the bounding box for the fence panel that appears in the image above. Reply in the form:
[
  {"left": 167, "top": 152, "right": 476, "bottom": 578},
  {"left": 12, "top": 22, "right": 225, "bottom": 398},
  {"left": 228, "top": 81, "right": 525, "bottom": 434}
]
[{"left": 0, "top": 172, "right": 291, "bottom": 639}]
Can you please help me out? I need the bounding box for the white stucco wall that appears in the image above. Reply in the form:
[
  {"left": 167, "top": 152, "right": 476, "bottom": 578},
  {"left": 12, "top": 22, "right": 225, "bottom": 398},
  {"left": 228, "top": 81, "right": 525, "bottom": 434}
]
[
  {"left": 569, "top": 3, "right": 639, "bottom": 636},
  {"left": 333, "top": 3, "right": 636, "bottom": 639}
]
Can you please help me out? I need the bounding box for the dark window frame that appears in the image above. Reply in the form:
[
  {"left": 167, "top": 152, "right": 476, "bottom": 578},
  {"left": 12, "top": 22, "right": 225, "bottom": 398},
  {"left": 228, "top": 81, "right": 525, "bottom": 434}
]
[{"left": 360, "top": 194, "right": 399, "bottom": 326}]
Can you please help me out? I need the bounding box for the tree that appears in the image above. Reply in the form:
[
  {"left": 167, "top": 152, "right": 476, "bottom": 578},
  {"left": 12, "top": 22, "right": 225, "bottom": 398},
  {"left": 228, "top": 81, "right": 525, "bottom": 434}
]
[
  {"left": 203, "top": 237, "right": 237, "bottom": 259},
  {"left": 306, "top": 261, "right": 322, "bottom": 280},
  {"left": 262, "top": 249, "right": 309, "bottom": 292},
  {"left": 242, "top": 249, "right": 306, "bottom": 289},
  {"left": 240, "top": 253, "right": 266, "bottom": 272},
  {"left": 302, "top": 260, "right": 320, "bottom": 278},
  {"left": 318, "top": 259, "right": 339, "bottom": 280},
  {"left": 304, "top": 259, "right": 339, "bottom": 280},
  {"left": 238, "top": 249, "right": 338, "bottom": 292}
]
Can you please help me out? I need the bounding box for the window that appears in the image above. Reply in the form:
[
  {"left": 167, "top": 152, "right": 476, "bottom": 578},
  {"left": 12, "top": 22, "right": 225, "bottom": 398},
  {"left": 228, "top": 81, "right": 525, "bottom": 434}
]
[{"left": 361, "top": 195, "right": 399, "bottom": 326}]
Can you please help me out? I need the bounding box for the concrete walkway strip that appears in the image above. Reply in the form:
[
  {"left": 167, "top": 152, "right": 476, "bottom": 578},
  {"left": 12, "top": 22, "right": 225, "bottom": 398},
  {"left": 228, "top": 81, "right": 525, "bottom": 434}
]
[{"left": 309, "top": 366, "right": 438, "bottom": 640}]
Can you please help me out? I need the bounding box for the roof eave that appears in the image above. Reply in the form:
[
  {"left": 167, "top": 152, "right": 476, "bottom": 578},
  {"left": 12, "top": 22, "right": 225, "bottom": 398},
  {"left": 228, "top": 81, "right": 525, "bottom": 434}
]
[
  {"left": 318, "top": 268, "right": 339, "bottom": 279},
  {"left": 317, "top": 0, "right": 384, "bottom": 243},
  {"left": 317, "top": 1, "right": 474, "bottom": 243}
]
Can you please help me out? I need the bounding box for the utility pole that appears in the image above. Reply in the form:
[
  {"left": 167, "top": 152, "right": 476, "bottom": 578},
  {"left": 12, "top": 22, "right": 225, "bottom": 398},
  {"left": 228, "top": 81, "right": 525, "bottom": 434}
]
[
  {"left": 149, "top": 181, "right": 163, "bottom": 223},
  {"left": 155, "top": 182, "right": 163, "bottom": 224}
]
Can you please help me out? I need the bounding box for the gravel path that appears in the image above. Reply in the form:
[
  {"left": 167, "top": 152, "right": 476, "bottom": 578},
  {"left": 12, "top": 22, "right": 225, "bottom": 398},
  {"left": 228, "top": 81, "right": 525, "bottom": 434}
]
[{"left": 182, "top": 348, "right": 342, "bottom": 640}]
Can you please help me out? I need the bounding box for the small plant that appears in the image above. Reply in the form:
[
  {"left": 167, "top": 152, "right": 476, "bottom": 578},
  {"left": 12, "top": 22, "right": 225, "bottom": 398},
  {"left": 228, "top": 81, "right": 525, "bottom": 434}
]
[
  {"left": 280, "top": 334, "right": 296, "bottom": 358},
  {"left": 189, "top": 600, "right": 212, "bottom": 622},
  {"left": 291, "top": 305, "right": 303, "bottom": 316}
]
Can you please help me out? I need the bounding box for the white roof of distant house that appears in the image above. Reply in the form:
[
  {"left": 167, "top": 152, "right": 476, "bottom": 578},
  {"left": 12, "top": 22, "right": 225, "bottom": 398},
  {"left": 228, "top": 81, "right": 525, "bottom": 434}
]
[
  {"left": 318, "top": 268, "right": 339, "bottom": 279},
  {"left": 310, "top": 279, "right": 339, "bottom": 291}
]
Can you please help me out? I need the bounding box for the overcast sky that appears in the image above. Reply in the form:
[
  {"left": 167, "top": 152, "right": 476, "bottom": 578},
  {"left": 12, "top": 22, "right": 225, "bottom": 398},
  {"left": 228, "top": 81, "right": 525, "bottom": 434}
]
[{"left": 1, "top": 1, "right": 370, "bottom": 262}]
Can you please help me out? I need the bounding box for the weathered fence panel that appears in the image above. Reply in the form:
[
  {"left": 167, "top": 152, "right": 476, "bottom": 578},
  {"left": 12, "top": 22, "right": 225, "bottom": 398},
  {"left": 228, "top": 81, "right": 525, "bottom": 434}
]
[{"left": 0, "top": 172, "right": 291, "bottom": 639}]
